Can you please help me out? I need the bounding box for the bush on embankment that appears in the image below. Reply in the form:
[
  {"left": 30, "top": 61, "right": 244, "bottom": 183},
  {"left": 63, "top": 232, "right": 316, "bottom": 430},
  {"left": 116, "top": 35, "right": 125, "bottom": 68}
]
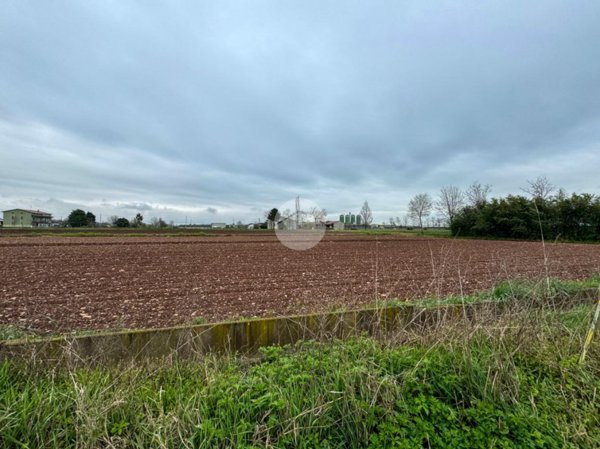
[{"left": 1, "top": 302, "right": 599, "bottom": 448}]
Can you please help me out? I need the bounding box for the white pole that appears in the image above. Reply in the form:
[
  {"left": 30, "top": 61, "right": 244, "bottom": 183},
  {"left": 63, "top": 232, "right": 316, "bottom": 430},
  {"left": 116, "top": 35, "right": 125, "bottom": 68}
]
[{"left": 580, "top": 286, "right": 600, "bottom": 364}]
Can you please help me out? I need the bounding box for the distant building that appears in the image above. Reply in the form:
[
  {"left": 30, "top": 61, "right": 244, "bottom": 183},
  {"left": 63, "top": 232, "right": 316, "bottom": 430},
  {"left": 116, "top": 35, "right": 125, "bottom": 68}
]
[
  {"left": 338, "top": 212, "right": 364, "bottom": 229},
  {"left": 50, "top": 219, "right": 66, "bottom": 227},
  {"left": 277, "top": 216, "right": 298, "bottom": 230},
  {"left": 325, "top": 220, "right": 345, "bottom": 231},
  {"left": 248, "top": 222, "right": 267, "bottom": 229},
  {"left": 339, "top": 212, "right": 363, "bottom": 227},
  {"left": 2, "top": 209, "right": 53, "bottom": 228},
  {"left": 210, "top": 222, "right": 227, "bottom": 229}
]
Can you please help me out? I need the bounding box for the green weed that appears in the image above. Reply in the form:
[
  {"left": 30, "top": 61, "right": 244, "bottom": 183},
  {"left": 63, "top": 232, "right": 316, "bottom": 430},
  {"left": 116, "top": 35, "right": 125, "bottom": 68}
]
[{"left": 1, "top": 303, "right": 600, "bottom": 448}]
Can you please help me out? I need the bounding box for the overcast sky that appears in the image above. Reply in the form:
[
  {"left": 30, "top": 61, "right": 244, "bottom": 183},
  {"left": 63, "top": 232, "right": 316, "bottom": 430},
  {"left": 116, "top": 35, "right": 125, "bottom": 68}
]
[{"left": 1, "top": 1, "right": 600, "bottom": 224}]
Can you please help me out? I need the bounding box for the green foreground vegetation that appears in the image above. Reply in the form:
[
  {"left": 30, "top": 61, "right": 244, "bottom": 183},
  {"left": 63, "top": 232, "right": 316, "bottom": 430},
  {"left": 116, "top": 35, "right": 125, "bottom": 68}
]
[{"left": 1, "top": 279, "right": 600, "bottom": 448}]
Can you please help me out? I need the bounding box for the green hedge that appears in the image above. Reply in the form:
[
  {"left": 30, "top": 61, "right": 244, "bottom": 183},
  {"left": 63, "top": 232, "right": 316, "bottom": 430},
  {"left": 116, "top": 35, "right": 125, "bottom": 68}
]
[{"left": 451, "top": 193, "right": 600, "bottom": 241}]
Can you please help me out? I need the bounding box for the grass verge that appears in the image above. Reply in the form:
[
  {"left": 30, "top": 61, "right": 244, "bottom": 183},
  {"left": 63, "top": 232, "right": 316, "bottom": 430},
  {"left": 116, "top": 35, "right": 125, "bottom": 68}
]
[
  {"left": 342, "top": 228, "right": 452, "bottom": 238},
  {"left": 379, "top": 276, "right": 600, "bottom": 308},
  {"left": 1, "top": 285, "right": 600, "bottom": 448}
]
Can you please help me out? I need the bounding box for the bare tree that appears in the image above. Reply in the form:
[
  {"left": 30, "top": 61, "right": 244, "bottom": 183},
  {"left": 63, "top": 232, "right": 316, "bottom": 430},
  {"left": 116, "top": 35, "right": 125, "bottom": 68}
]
[
  {"left": 466, "top": 181, "right": 491, "bottom": 207},
  {"left": 150, "top": 217, "right": 167, "bottom": 228},
  {"left": 308, "top": 207, "right": 327, "bottom": 224},
  {"left": 408, "top": 193, "right": 433, "bottom": 232},
  {"left": 436, "top": 185, "right": 464, "bottom": 224},
  {"left": 522, "top": 175, "right": 555, "bottom": 200},
  {"left": 359, "top": 201, "right": 373, "bottom": 229}
]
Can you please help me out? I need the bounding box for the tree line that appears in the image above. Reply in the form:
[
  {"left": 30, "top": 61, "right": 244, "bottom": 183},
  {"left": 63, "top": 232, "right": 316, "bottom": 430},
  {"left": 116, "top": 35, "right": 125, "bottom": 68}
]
[
  {"left": 66, "top": 209, "right": 168, "bottom": 228},
  {"left": 451, "top": 190, "right": 600, "bottom": 241},
  {"left": 396, "top": 181, "right": 493, "bottom": 231},
  {"left": 404, "top": 176, "right": 600, "bottom": 241}
]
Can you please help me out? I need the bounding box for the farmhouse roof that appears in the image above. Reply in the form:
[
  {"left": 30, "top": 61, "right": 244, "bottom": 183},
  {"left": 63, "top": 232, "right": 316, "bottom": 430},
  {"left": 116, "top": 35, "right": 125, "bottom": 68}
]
[{"left": 3, "top": 208, "right": 53, "bottom": 217}]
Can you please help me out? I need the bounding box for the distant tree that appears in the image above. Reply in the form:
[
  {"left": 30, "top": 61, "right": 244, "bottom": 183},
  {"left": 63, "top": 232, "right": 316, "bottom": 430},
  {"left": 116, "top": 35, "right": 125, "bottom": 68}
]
[
  {"left": 437, "top": 186, "right": 464, "bottom": 224},
  {"left": 522, "top": 175, "right": 555, "bottom": 201},
  {"left": 114, "top": 217, "right": 130, "bottom": 228},
  {"left": 132, "top": 213, "right": 144, "bottom": 227},
  {"left": 85, "top": 212, "right": 96, "bottom": 226},
  {"left": 309, "top": 207, "right": 327, "bottom": 223},
  {"left": 67, "top": 209, "right": 88, "bottom": 227},
  {"left": 150, "top": 217, "right": 167, "bottom": 228},
  {"left": 408, "top": 193, "right": 433, "bottom": 232},
  {"left": 266, "top": 208, "right": 279, "bottom": 230},
  {"left": 466, "top": 181, "right": 491, "bottom": 207},
  {"left": 359, "top": 201, "right": 373, "bottom": 229}
]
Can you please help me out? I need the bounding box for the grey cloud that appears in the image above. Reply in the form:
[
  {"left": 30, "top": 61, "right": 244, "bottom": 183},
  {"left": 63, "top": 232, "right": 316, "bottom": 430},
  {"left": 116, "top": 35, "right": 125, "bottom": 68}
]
[
  {"left": 1, "top": 1, "right": 600, "bottom": 223},
  {"left": 116, "top": 202, "right": 154, "bottom": 212}
]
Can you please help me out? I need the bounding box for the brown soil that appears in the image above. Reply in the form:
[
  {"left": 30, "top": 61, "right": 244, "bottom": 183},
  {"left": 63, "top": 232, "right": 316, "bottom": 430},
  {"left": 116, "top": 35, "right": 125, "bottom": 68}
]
[{"left": 1, "top": 234, "right": 600, "bottom": 334}]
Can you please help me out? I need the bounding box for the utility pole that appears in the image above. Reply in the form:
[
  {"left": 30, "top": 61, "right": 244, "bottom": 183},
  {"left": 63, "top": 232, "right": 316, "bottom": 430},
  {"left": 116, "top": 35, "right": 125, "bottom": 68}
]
[{"left": 295, "top": 196, "right": 303, "bottom": 229}]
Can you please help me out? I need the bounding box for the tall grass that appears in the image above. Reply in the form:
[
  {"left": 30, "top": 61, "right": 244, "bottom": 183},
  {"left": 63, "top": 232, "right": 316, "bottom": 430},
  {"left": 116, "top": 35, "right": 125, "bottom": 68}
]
[{"left": 1, "top": 293, "right": 599, "bottom": 448}]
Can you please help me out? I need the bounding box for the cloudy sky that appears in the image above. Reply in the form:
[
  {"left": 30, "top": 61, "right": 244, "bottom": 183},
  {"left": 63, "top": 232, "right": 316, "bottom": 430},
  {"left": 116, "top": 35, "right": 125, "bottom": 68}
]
[{"left": 1, "top": 1, "right": 600, "bottom": 224}]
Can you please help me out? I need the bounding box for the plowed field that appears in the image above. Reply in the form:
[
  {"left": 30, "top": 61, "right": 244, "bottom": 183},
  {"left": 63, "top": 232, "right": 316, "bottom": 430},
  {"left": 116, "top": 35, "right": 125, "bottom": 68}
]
[{"left": 1, "top": 234, "right": 600, "bottom": 333}]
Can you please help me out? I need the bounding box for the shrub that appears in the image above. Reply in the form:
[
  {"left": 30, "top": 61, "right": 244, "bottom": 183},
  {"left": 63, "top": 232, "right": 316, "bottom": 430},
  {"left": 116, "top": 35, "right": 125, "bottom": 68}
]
[{"left": 451, "top": 193, "right": 600, "bottom": 241}]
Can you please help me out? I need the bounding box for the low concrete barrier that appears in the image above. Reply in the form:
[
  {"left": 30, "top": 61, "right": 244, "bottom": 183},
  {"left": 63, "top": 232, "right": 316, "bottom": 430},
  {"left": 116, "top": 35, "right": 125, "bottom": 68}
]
[{"left": 1, "top": 289, "right": 596, "bottom": 365}]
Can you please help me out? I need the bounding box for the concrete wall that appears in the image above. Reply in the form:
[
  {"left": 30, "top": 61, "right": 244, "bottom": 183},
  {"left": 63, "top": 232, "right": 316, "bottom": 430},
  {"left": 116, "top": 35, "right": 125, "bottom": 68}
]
[{"left": 1, "top": 290, "right": 595, "bottom": 366}]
